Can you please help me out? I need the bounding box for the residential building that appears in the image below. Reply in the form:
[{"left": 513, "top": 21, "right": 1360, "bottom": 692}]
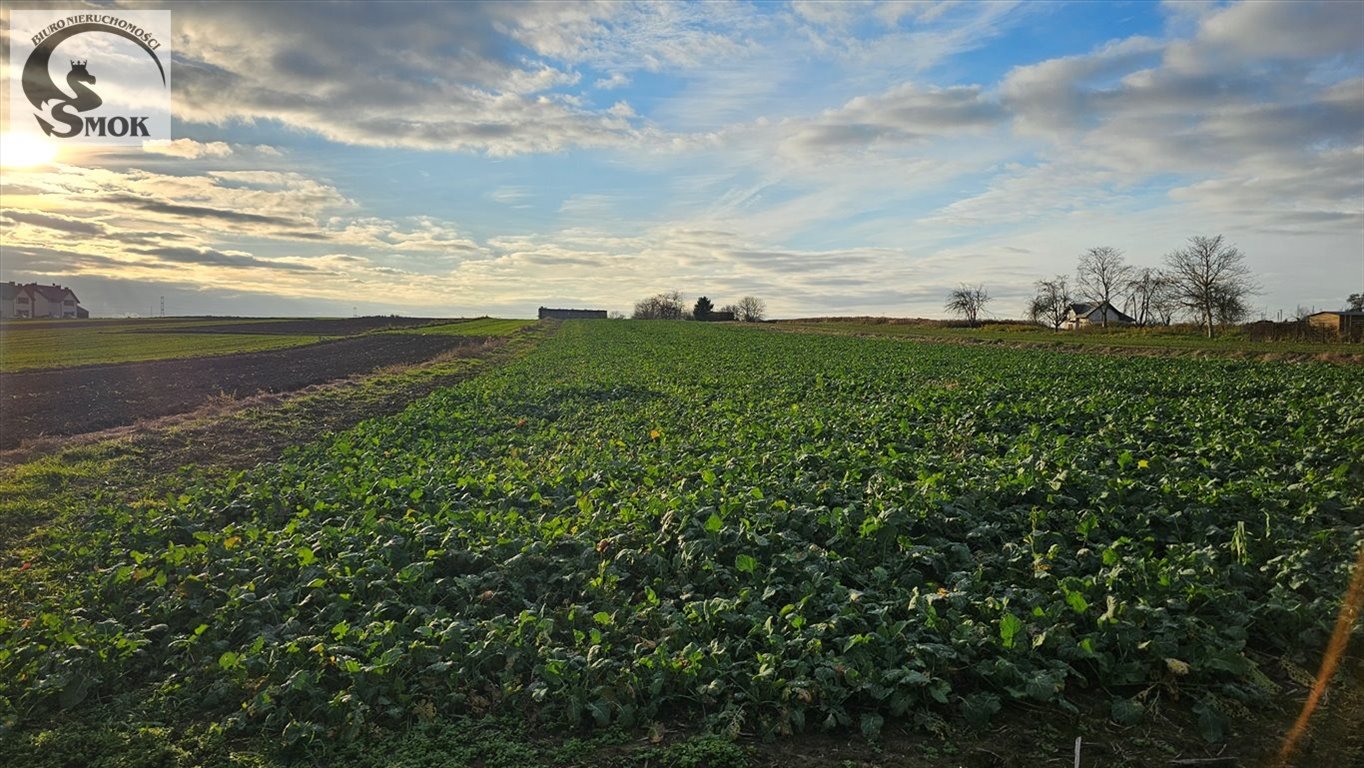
[
  {"left": 0, "top": 282, "right": 85, "bottom": 319},
  {"left": 0, "top": 282, "right": 18, "bottom": 319},
  {"left": 1061, "top": 301, "right": 1136, "bottom": 330}
]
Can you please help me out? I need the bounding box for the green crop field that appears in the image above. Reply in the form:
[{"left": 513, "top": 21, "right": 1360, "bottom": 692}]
[
  {"left": 0, "top": 328, "right": 325, "bottom": 372},
  {"left": 782, "top": 320, "right": 1364, "bottom": 357},
  {"left": 400, "top": 318, "right": 537, "bottom": 336},
  {"left": 1, "top": 321, "right": 1361, "bottom": 766}
]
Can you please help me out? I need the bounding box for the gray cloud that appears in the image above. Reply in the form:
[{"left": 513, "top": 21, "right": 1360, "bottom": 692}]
[
  {"left": 2, "top": 245, "right": 178, "bottom": 273},
  {"left": 782, "top": 82, "right": 1005, "bottom": 157},
  {"left": 168, "top": 2, "right": 643, "bottom": 155},
  {"left": 2, "top": 210, "right": 108, "bottom": 237},
  {"left": 128, "top": 246, "right": 318, "bottom": 271},
  {"left": 97, "top": 194, "right": 302, "bottom": 226},
  {"left": 1192, "top": 1, "right": 1364, "bottom": 61}
]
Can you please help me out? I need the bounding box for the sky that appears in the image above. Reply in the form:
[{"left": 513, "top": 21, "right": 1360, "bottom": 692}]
[{"left": 0, "top": 0, "right": 1361, "bottom": 319}]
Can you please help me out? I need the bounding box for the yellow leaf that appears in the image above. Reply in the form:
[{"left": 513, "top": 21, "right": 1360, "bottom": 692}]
[
  {"left": 649, "top": 429, "right": 661, "bottom": 440},
  {"left": 1165, "top": 658, "right": 1191, "bottom": 676},
  {"left": 1137, "top": 459, "right": 1149, "bottom": 469},
  {"left": 223, "top": 536, "right": 241, "bottom": 549}
]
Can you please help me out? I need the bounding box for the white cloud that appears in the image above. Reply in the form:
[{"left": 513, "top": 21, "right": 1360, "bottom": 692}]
[
  {"left": 141, "top": 138, "right": 234, "bottom": 159},
  {"left": 594, "top": 72, "right": 632, "bottom": 90},
  {"left": 778, "top": 82, "right": 1004, "bottom": 159},
  {"left": 1193, "top": 1, "right": 1364, "bottom": 61},
  {"left": 498, "top": 1, "right": 758, "bottom": 74},
  {"left": 488, "top": 187, "right": 533, "bottom": 207}
]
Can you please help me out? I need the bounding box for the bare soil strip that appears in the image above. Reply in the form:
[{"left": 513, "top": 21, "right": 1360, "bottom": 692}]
[{"left": 0, "top": 333, "right": 485, "bottom": 450}]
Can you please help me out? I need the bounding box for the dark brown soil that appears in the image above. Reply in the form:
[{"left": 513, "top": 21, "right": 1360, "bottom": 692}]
[{"left": 0, "top": 333, "right": 482, "bottom": 449}]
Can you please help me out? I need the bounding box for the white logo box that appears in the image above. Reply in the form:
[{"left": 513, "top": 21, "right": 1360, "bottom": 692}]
[{"left": 8, "top": 9, "right": 172, "bottom": 145}]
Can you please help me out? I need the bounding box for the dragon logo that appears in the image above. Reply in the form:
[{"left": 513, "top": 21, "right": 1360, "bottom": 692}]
[{"left": 18, "top": 17, "right": 168, "bottom": 140}]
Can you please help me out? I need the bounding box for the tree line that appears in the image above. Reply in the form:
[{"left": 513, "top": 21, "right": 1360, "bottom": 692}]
[
  {"left": 946, "top": 234, "right": 1261, "bottom": 338},
  {"left": 631, "top": 291, "right": 766, "bottom": 322}
]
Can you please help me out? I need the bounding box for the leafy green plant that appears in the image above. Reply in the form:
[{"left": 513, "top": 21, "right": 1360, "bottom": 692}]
[{"left": 2, "top": 320, "right": 1360, "bottom": 757}]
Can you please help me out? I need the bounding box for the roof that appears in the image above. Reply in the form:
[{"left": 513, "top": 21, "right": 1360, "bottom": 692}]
[
  {"left": 21, "top": 283, "right": 79, "bottom": 303},
  {"left": 1308, "top": 310, "right": 1364, "bottom": 318},
  {"left": 1068, "top": 300, "right": 1136, "bottom": 323}
]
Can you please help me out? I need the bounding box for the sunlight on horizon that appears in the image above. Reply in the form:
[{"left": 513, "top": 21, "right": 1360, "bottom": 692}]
[{"left": 0, "top": 132, "right": 60, "bottom": 168}]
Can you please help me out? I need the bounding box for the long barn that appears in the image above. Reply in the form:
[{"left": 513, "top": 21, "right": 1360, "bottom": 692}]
[{"left": 538, "top": 307, "right": 608, "bottom": 320}]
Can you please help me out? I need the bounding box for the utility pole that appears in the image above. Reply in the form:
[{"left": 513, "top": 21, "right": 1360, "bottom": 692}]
[{"left": 159, "top": 296, "right": 165, "bottom": 317}]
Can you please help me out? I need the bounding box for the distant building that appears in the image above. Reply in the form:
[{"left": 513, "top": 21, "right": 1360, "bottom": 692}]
[
  {"left": 0, "top": 283, "right": 18, "bottom": 318},
  {"left": 1061, "top": 300, "right": 1135, "bottom": 330},
  {"left": 1306, "top": 310, "right": 1364, "bottom": 336},
  {"left": 538, "top": 306, "right": 607, "bottom": 320},
  {"left": 704, "top": 310, "right": 736, "bottom": 322},
  {"left": 1, "top": 282, "right": 85, "bottom": 319}
]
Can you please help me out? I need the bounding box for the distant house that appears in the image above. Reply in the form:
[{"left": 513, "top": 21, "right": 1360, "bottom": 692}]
[
  {"left": 1061, "top": 301, "right": 1135, "bottom": 330},
  {"left": 1, "top": 282, "right": 84, "bottom": 319},
  {"left": 0, "top": 283, "right": 18, "bottom": 319},
  {"left": 538, "top": 306, "right": 607, "bottom": 320},
  {"left": 705, "top": 310, "right": 736, "bottom": 322},
  {"left": 1306, "top": 310, "right": 1364, "bottom": 336}
]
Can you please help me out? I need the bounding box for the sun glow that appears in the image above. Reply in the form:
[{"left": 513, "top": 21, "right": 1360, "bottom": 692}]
[{"left": 0, "top": 132, "right": 60, "bottom": 168}]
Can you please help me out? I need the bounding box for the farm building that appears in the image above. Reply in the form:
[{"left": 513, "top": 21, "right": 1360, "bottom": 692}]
[
  {"left": 538, "top": 307, "right": 607, "bottom": 320},
  {"left": 1306, "top": 310, "right": 1364, "bottom": 337},
  {"left": 1061, "top": 300, "right": 1135, "bottom": 330},
  {"left": 706, "top": 310, "right": 736, "bottom": 322},
  {"left": 1, "top": 282, "right": 86, "bottom": 319}
]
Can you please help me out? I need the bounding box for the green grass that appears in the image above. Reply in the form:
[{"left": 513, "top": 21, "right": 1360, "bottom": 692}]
[
  {"left": 0, "top": 329, "right": 324, "bottom": 372},
  {"left": 781, "top": 320, "right": 1364, "bottom": 356},
  {"left": 397, "top": 318, "right": 535, "bottom": 336}
]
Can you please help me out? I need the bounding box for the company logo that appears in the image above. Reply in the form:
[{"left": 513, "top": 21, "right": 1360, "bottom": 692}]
[{"left": 9, "top": 10, "right": 171, "bottom": 144}]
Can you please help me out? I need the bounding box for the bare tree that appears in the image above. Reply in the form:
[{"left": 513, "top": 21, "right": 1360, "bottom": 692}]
[
  {"left": 1163, "top": 235, "right": 1258, "bottom": 338},
  {"left": 1151, "top": 280, "right": 1179, "bottom": 326},
  {"left": 632, "top": 290, "right": 686, "bottom": 320},
  {"left": 719, "top": 303, "right": 741, "bottom": 319},
  {"left": 737, "top": 296, "right": 766, "bottom": 322},
  {"left": 1028, "top": 276, "right": 1071, "bottom": 330},
  {"left": 945, "top": 284, "right": 990, "bottom": 327},
  {"left": 1123, "top": 267, "right": 1174, "bottom": 326},
  {"left": 1076, "top": 246, "right": 1132, "bottom": 328},
  {"left": 1348, "top": 293, "right": 1364, "bottom": 312}
]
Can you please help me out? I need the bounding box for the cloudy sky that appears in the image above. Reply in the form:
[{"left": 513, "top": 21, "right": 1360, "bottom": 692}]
[{"left": 1, "top": 0, "right": 1361, "bottom": 319}]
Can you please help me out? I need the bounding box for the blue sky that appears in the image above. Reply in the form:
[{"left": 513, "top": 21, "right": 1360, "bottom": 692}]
[{"left": 1, "top": 0, "right": 1361, "bottom": 319}]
